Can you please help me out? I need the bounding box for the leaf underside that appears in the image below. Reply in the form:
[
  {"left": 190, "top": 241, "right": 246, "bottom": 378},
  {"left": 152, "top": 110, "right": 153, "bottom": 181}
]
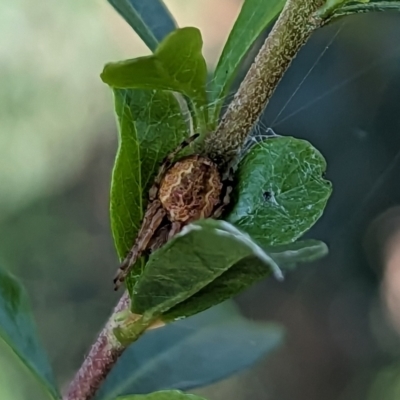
[
  {"left": 163, "top": 239, "right": 328, "bottom": 321},
  {"left": 130, "top": 220, "right": 281, "bottom": 316}
]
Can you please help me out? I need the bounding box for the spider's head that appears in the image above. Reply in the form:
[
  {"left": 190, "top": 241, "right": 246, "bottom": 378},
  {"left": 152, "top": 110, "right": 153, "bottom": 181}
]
[{"left": 158, "top": 155, "right": 222, "bottom": 222}]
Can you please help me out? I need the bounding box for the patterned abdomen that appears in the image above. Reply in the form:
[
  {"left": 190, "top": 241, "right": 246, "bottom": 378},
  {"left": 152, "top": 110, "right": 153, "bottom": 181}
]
[{"left": 159, "top": 155, "right": 222, "bottom": 222}]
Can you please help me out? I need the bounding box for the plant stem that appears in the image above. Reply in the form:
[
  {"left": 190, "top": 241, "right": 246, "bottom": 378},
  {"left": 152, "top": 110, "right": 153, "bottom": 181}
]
[
  {"left": 205, "top": 0, "right": 325, "bottom": 166},
  {"left": 63, "top": 292, "right": 130, "bottom": 400}
]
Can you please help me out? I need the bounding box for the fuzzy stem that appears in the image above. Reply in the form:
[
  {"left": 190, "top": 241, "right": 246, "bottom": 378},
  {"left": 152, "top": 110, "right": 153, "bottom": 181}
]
[
  {"left": 63, "top": 292, "right": 130, "bottom": 400},
  {"left": 205, "top": 0, "right": 325, "bottom": 166}
]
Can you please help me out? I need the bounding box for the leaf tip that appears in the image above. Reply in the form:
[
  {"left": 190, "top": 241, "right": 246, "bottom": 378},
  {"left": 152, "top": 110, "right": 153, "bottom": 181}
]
[{"left": 100, "top": 63, "right": 112, "bottom": 85}]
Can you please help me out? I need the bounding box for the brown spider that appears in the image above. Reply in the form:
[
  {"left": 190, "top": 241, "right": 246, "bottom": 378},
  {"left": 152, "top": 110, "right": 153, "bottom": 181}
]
[{"left": 113, "top": 134, "right": 233, "bottom": 290}]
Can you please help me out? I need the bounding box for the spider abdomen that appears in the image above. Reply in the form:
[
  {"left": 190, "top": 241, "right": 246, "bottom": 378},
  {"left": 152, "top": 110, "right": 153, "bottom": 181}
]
[{"left": 159, "top": 155, "right": 222, "bottom": 222}]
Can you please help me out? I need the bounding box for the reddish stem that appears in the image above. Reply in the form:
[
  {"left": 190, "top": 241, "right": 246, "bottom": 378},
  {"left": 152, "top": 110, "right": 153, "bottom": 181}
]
[{"left": 63, "top": 292, "right": 130, "bottom": 400}]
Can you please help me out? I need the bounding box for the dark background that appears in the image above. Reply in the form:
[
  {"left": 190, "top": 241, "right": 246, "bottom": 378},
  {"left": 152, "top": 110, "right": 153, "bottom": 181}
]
[{"left": 2, "top": 1, "right": 400, "bottom": 399}]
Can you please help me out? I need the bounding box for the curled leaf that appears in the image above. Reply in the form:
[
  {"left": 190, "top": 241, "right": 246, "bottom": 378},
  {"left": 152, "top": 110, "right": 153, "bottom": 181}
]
[{"left": 101, "top": 28, "right": 208, "bottom": 131}]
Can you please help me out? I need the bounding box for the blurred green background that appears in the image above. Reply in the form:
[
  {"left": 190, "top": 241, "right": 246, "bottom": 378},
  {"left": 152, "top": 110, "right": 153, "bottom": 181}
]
[{"left": 2, "top": 1, "right": 400, "bottom": 399}]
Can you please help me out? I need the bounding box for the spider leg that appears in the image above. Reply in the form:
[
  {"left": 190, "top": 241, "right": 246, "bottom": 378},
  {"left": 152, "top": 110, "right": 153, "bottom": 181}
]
[
  {"left": 148, "top": 220, "right": 182, "bottom": 255},
  {"left": 114, "top": 134, "right": 201, "bottom": 289},
  {"left": 212, "top": 186, "right": 233, "bottom": 219},
  {"left": 149, "top": 133, "right": 200, "bottom": 201},
  {"left": 114, "top": 200, "right": 166, "bottom": 290},
  {"left": 148, "top": 224, "right": 170, "bottom": 254},
  {"left": 168, "top": 221, "right": 183, "bottom": 240},
  {"left": 212, "top": 168, "right": 234, "bottom": 219}
]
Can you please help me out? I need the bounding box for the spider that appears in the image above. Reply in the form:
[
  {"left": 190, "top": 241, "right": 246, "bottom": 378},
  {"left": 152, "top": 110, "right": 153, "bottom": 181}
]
[{"left": 113, "top": 133, "right": 233, "bottom": 290}]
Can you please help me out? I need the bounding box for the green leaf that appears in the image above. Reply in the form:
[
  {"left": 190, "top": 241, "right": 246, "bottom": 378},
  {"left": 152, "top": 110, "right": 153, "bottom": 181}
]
[
  {"left": 315, "top": 0, "right": 354, "bottom": 18},
  {"left": 96, "top": 302, "right": 283, "bottom": 398},
  {"left": 227, "top": 136, "right": 332, "bottom": 246},
  {"left": 101, "top": 28, "right": 208, "bottom": 132},
  {"left": 209, "top": 0, "right": 286, "bottom": 125},
  {"left": 0, "top": 267, "right": 59, "bottom": 399},
  {"left": 107, "top": 0, "right": 177, "bottom": 52},
  {"left": 163, "top": 239, "right": 328, "bottom": 321},
  {"left": 131, "top": 220, "right": 283, "bottom": 316},
  {"left": 116, "top": 391, "right": 207, "bottom": 400},
  {"left": 326, "top": 0, "right": 400, "bottom": 20},
  {"left": 110, "top": 89, "right": 187, "bottom": 290}
]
